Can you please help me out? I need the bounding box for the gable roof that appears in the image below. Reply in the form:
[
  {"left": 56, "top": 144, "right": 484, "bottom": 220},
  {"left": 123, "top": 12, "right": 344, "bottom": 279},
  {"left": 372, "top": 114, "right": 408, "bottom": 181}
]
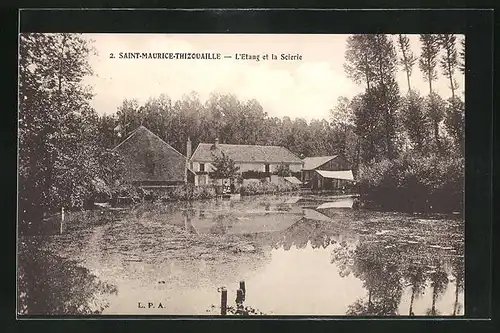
[
  {"left": 190, "top": 143, "right": 302, "bottom": 164},
  {"left": 113, "top": 125, "right": 186, "bottom": 182},
  {"left": 315, "top": 170, "right": 354, "bottom": 181},
  {"left": 302, "top": 156, "right": 337, "bottom": 170}
]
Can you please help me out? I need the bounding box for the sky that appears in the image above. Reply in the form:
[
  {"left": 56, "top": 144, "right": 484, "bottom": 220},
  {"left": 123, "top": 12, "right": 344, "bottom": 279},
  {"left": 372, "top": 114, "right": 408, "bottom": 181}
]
[{"left": 83, "top": 34, "right": 465, "bottom": 122}]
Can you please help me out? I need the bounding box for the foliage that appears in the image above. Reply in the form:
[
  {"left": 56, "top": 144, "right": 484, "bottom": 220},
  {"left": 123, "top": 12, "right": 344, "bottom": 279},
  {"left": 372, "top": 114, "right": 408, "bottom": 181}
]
[
  {"left": 210, "top": 150, "right": 240, "bottom": 179},
  {"left": 275, "top": 164, "right": 292, "bottom": 177},
  {"left": 18, "top": 33, "right": 107, "bottom": 225},
  {"left": 240, "top": 181, "right": 300, "bottom": 196},
  {"left": 170, "top": 184, "right": 217, "bottom": 201},
  {"left": 18, "top": 240, "right": 118, "bottom": 315},
  {"left": 444, "top": 97, "right": 465, "bottom": 156},
  {"left": 400, "top": 90, "right": 431, "bottom": 153},
  {"left": 459, "top": 37, "right": 465, "bottom": 75},
  {"left": 419, "top": 34, "right": 441, "bottom": 93},
  {"left": 396, "top": 34, "right": 417, "bottom": 91},
  {"left": 438, "top": 34, "right": 459, "bottom": 97},
  {"left": 357, "top": 153, "right": 464, "bottom": 212}
]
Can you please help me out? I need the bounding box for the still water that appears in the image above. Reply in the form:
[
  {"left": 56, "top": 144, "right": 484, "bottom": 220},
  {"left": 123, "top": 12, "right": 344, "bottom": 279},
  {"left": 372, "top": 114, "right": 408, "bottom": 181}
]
[{"left": 44, "top": 194, "right": 465, "bottom": 316}]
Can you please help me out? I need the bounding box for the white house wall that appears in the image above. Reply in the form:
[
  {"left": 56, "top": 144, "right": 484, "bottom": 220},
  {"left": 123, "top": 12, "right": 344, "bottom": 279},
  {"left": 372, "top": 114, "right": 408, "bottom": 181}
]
[{"left": 191, "top": 161, "right": 302, "bottom": 173}]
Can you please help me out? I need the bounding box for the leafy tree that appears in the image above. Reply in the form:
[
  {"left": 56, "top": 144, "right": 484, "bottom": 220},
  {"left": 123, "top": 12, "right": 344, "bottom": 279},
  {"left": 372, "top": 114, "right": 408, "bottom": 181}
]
[
  {"left": 459, "top": 37, "right": 465, "bottom": 75},
  {"left": 396, "top": 34, "right": 417, "bottom": 92},
  {"left": 425, "top": 92, "right": 446, "bottom": 154},
  {"left": 344, "top": 34, "right": 376, "bottom": 90},
  {"left": 19, "top": 33, "right": 98, "bottom": 227},
  {"left": 276, "top": 164, "right": 292, "bottom": 177},
  {"left": 444, "top": 97, "right": 465, "bottom": 156},
  {"left": 419, "top": 34, "right": 441, "bottom": 94},
  {"left": 400, "top": 90, "right": 431, "bottom": 153},
  {"left": 438, "top": 34, "right": 459, "bottom": 99},
  {"left": 210, "top": 150, "right": 240, "bottom": 179}
]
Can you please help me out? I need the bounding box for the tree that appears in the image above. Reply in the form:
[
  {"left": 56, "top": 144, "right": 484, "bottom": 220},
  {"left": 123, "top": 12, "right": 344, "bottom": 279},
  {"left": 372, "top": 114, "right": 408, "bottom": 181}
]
[
  {"left": 438, "top": 34, "right": 459, "bottom": 99},
  {"left": 459, "top": 37, "right": 465, "bottom": 75},
  {"left": 19, "top": 33, "right": 97, "bottom": 227},
  {"left": 344, "top": 34, "right": 401, "bottom": 161},
  {"left": 344, "top": 35, "right": 376, "bottom": 90},
  {"left": 276, "top": 164, "right": 292, "bottom": 177},
  {"left": 426, "top": 92, "right": 446, "bottom": 154},
  {"left": 419, "top": 34, "right": 441, "bottom": 94},
  {"left": 444, "top": 97, "right": 465, "bottom": 156},
  {"left": 210, "top": 150, "right": 240, "bottom": 179},
  {"left": 400, "top": 90, "right": 430, "bottom": 153},
  {"left": 396, "top": 34, "right": 417, "bottom": 92}
]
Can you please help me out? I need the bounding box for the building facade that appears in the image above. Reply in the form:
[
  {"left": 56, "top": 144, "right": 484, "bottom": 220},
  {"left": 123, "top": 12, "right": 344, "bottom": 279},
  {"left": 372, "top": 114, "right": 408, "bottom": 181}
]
[
  {"left": 301, "top": 155, "right": 354, "bottom": 190},
  {"left": 189, "top": 139, "right": 303, "bottom": 186}
]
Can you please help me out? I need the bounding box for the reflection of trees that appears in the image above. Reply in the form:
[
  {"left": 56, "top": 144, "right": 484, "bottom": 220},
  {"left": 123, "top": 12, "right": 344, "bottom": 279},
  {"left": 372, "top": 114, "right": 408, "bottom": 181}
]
[
  {"left": 404, "top": 263, "right": 427, "bottom": 315},
  {"left": 426, "top": 260, "right": 449, "bottom": 316},
  {"left": 345, "top": 241, "right": 404, "bottom": 316},
  {"left": 18, "top": 243, "right": 118, "bottom": 315},
  {"left": 450, "top": 245, "right": 464, "bottom": 315}
]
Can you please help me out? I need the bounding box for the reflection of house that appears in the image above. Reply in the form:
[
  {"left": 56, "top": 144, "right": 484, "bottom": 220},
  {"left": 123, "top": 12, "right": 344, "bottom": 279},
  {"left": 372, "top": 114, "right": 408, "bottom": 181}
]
[
  {"left": 188, "top": 138, "right": 303, "bottom": 185},
  {"left": 113, "top": 125, "right": 194, "bottom": 187},
  {"left": 301, "top": 155, "right": 354, "bottom": 190}
]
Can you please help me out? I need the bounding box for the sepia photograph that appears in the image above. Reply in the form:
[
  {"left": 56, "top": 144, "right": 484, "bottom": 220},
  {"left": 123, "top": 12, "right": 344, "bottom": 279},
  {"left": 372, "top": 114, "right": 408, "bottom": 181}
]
[{"left": 17, "top": 32, "right": 465, "bottom": 317}]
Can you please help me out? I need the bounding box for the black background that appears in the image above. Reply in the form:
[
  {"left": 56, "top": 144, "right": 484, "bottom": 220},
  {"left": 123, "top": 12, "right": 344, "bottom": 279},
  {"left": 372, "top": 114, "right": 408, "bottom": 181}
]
[{"left": 3, "top": 5, "right": 496, "bottom": 333}]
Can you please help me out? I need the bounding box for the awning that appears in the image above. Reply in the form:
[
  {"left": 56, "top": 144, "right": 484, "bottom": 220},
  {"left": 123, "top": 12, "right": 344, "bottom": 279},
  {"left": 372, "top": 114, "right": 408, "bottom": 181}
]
[
  {"left": 315, "top": 170, "right": 354, "bottom": 181},
  {"left": 284, "top": 176, "right": 302, "bottom": 185}
]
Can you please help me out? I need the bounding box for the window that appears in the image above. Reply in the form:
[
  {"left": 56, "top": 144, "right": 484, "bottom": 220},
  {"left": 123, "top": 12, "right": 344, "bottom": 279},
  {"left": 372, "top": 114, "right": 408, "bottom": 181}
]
[
  {"left": 200, "top": 163, "right": 205, "bottom": 172},
  {"left": 265, "top": 164, "right": 270, "bottom": 173}
]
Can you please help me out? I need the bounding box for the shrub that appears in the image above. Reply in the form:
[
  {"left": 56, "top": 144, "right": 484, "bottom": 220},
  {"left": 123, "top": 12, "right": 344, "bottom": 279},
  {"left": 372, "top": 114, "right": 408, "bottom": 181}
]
[
  {"left": 240, "top": 181, "right": 300, "bottom": 196},
  {"left": 357, "top": 153, "right": 464, "bottom": 212}
]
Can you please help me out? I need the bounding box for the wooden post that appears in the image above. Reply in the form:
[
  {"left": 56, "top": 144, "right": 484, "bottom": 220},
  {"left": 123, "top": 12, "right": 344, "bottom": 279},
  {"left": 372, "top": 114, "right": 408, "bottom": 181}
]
[
  {"left": 60, "top": 207, "right": 65, "bottom": 235},
  {"left": 239, "top": 281, "right": 246, "bottom": 301},
  {"left": 220, "top": 287, "right": 227, "bottom": 315}
]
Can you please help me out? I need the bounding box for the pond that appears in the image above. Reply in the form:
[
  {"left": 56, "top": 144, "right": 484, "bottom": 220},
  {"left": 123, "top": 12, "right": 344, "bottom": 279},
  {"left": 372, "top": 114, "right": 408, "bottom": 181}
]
[{"left": 21, "top": 194, "right": 465, "bottom": 316}]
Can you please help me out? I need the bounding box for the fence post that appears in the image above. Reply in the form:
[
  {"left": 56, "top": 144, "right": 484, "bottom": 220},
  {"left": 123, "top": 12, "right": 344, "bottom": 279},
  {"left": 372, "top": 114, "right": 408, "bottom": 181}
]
[
  {"left": 239, "top": 281, "right": 246, "bottom": 301},
  {"left": 60, "top": 207, "right": 65, "bottom": 235},
  {"left": 220, "top": 287, "right": 227, "bottom": 315}
]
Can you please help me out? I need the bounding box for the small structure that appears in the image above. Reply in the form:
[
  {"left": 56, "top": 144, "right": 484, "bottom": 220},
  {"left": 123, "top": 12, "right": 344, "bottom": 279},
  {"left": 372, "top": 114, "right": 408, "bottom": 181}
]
[
  {"left": 283, "top": 176, "right": 302, "bottom": 185},
  {"left": 113, "top": 125, "right": 194, "bottom": 188},
  {"left": 301, "top": 155, "right": 354, "bottom": 190},
  {"left": 312, "top": 170, "right": 355, "bottom": 190},
  {"left": 189, "top": 138, "right": 303, "bottom": 186}
]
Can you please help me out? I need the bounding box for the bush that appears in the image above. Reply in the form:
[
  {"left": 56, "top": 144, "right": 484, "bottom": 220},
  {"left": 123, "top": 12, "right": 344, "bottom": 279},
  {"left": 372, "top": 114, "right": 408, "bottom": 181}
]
[
  {"left": 240, "top": 181, "right": 300, "bottom": 196},
  {"left": 357, "top": 153, "right": 464, "bottom": 212}
]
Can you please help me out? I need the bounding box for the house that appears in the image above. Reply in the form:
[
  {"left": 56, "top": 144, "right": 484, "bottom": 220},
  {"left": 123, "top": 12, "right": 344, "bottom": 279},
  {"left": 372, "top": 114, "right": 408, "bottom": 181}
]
[
  {"left": 188, "top": 138, "right": 303, "bottom": 186},
  {"left": 301, "top": 155, "right": 354, "bottom": 190},
  {"left": 113, "top": 125, "right": 194, "bottom": 188}
]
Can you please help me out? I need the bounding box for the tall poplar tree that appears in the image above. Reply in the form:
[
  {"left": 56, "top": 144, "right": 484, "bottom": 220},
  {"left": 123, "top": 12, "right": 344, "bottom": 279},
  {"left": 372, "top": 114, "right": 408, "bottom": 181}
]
[
  {"left": 419, "top": 34, "right": 441, "bottom": 94},
  {"left": 438, "top": 34, "right": 459, "bottom": 99},
  {"left": 397, "top": 34, "right": 417, "bottom": 92}
]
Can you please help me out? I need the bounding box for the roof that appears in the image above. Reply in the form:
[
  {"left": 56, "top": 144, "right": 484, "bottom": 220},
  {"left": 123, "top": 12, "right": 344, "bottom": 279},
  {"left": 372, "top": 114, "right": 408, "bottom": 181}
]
[
  {"left": 190, "top": 143, "right": 302, "bottom": 164},
  {"left": 302, "top": 156, "right": 337, "bottom": 170},
  {"left": 284, "top": 176, "right": 302, "bottom": 185},
  {"left": 315, "top": 170, "right": 354, "bottom": 181},
  {"left": 112, "top": 125, "right": 186, "bottom": 182}
]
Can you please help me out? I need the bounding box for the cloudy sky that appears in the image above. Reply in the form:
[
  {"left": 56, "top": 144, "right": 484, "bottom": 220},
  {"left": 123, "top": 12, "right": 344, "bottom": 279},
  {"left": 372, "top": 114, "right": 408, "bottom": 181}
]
[{"left": 84, "top": 34, "right": 464, "bottom": 122}]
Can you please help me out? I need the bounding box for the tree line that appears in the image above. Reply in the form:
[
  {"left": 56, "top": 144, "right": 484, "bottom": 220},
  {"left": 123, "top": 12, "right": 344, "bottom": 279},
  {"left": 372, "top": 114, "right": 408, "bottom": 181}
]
[{"left": 18, "top": 33, "right": 465, "bottom": 228}]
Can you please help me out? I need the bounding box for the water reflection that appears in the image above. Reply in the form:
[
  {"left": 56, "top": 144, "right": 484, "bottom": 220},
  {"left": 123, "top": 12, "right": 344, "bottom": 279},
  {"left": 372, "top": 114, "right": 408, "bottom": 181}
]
[{"left": 32, "top": 195, "right": 464, "bottom": 316}]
